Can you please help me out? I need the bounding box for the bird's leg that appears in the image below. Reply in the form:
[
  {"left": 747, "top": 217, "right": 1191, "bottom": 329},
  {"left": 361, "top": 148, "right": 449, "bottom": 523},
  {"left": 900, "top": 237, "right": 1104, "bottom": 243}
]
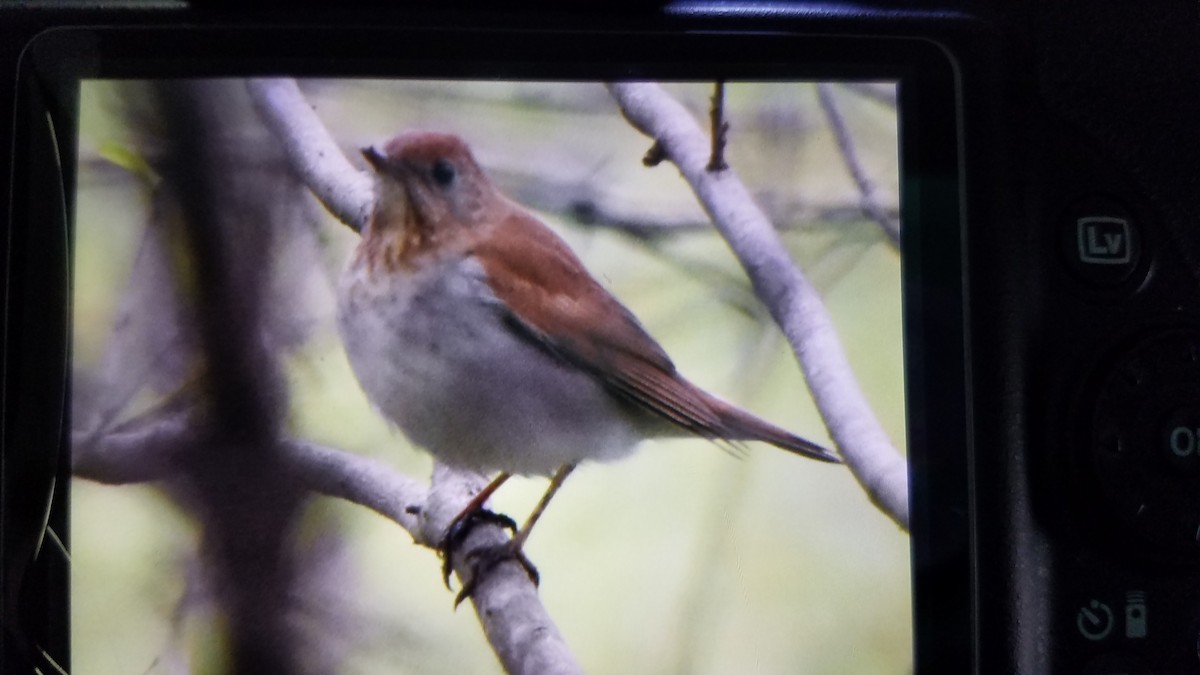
[
  {"left": 445, "top": 471, "right": 515, "bottom": 537},
  {"left": 510, "top": 463, "right": 577, "bottom": 552},
  {"left": 451, "top": 463, "right": 578, "bottom": 607},
  {"left": 440, "top": 472, "right": 513, "bottom": 588}
]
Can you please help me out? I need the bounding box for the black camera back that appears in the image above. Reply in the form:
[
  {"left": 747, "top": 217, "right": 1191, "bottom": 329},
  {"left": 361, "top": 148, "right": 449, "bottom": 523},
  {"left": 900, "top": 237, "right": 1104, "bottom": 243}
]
[{"left": 2, "top": 2, "right": 1198, "bottom": 674}]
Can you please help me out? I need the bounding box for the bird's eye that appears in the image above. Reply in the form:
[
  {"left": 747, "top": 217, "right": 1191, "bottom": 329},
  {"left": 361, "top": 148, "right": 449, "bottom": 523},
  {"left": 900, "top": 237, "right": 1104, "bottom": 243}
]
[{"left": 431, "top": 159, "right": 456, "bottom": 187}]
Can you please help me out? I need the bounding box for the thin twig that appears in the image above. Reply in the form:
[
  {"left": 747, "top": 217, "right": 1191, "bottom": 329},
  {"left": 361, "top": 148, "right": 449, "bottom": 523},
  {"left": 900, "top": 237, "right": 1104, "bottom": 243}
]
[
  {"left": 494, "top": 164, "right": 894, "bottom": 241},
  {"left": 642, "top": 139, "right": 668, "bottom": 167},
  {"left": 840, "top": 82, "right": 898, "bottom": 109},
  {"left": 707, "top": 81, "right": 729, "bottom": 172},
  {"left": 816, "top": 83, "right": 901, "bottom": 248}
]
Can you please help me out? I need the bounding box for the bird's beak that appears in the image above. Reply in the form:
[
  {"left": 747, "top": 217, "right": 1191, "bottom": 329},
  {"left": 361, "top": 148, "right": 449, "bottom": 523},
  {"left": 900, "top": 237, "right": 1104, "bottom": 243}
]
[{"left": 361, "top": 145, "right": 387, "bottom": 173}]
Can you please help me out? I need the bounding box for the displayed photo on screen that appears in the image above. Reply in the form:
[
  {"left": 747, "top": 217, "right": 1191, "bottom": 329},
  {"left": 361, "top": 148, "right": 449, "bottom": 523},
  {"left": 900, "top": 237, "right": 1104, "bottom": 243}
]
[{"left": 70, "top": 79, "right": 906, "bottom": 674}]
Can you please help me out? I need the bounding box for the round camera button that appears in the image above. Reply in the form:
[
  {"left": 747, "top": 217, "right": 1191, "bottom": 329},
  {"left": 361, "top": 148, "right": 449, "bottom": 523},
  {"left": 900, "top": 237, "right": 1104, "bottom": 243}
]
[{"left": 1086, "top": 328, "right": 1200, "bottom": 555}]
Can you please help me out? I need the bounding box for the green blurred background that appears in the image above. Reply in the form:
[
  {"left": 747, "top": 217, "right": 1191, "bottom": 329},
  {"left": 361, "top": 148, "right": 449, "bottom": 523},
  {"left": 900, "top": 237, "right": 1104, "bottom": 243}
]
[{"left": 71, "top": 80, "right": 908, "bottom": 674}]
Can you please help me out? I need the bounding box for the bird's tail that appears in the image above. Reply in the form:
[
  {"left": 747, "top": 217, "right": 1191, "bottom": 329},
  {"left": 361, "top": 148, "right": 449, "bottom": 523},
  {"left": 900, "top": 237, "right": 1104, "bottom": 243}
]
[{"left": 710, "top": 398, "right": 840, "bottom": 464}]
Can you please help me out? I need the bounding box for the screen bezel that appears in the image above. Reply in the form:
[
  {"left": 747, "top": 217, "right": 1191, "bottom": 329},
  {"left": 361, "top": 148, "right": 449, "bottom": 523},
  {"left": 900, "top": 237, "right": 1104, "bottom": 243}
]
[{"left": 10, "top": 22, "right": 968, "bottom": 673}]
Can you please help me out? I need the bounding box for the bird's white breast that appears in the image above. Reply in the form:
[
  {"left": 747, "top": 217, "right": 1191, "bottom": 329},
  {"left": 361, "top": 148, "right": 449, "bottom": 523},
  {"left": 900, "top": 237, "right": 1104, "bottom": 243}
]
[{"left": 336, "top": 255, "right": 643, "bottom": 476}]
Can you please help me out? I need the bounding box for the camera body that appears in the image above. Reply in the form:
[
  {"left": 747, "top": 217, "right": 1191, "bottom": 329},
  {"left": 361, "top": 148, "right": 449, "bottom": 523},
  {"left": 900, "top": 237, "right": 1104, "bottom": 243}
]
[{"left": 2, "top": 2, "right": 1197, "bottom": 673}]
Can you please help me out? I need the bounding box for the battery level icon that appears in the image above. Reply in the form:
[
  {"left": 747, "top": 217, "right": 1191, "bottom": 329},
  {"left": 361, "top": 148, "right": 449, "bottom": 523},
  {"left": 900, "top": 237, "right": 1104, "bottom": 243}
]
[{"left": 1125, "top": 591, "right": 1147, "bottom": 639}]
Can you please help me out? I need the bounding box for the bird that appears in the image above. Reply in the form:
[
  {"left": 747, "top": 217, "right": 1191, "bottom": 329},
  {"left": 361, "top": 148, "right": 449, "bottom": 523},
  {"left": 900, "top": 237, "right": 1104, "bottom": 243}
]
[{"left": 337, "top": 130, "right": 840, "bottom": 600}]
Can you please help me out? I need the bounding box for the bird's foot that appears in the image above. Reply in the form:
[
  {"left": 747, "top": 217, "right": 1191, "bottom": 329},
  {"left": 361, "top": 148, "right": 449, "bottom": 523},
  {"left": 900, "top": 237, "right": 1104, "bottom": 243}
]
[
  {"left": 440, "top": 508, "right": 516, "bottom": 588},
  {"left": 439, "top": 508, "right": 539, "bottom": 606}
]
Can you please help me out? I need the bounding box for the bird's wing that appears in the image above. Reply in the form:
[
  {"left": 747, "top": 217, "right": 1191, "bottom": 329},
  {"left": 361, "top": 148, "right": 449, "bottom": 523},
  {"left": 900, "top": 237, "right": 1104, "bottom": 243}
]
[
  {"left": 471, "top": 209, "right": 839, "bottom": 465},
  {"left": 471, "top": 209, "right": 729, "bottom": 437}
]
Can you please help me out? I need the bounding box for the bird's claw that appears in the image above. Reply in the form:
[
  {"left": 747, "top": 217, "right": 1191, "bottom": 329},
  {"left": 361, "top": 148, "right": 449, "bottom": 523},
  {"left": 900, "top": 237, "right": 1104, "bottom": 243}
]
[{"left": 438, "top": 508, "right": 518, "bottom": 590}]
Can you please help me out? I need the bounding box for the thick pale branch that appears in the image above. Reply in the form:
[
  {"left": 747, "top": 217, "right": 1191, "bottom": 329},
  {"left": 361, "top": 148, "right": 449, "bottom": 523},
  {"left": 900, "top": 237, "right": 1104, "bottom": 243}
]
[
  {"left": 607, "top": 81, "right": 910, "bottom": 529},
  {"left": 282, "top": 439, "right": 429, "bottom": 534},
  {"left": 422, "top": 465, "right": 582, "bottom": 675},
  {"left": 246, "top": 78, "right": 374, "bottom": 233}
]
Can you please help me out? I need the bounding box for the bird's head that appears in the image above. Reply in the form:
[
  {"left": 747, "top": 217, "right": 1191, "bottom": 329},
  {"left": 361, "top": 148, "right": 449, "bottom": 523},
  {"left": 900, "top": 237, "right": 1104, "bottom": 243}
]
[{"left": 360, "top": 131, "right": 497, "bottom": 267}]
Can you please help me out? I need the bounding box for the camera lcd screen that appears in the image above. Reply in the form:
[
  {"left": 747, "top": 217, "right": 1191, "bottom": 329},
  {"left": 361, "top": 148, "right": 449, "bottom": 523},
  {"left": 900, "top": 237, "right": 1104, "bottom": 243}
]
[{"left": 67, "top": 77, "right": 909, "bottom": 674}]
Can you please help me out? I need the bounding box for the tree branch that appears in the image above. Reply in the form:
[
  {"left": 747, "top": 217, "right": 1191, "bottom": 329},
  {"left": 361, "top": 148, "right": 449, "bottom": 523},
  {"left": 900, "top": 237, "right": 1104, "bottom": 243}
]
[
  {"left": 72, "top": 418, "right": 190, "bottom": 485},
  {"left": 282, "top": 439, "right": 429, "bottom": 533},
  {"left": 246, "top": 78, "right": 374, "bottom": 233},
  {"left": 421, "top": 465, "right": 581, "bottom": 675},
  {"left": 73, "top": 415, "right": 583, "bottom": 675},
  {"left": 841, "top": 81, "right": 898, "bottom": 109},
  {"left": 607, "top": 81, "right": 910, "bottom": 529},
  {"left": 816, "top": 83, "right": 901, "bottom": 248},
  {"left": 497, "top": 164, "right": 894, "bottom": 241}
]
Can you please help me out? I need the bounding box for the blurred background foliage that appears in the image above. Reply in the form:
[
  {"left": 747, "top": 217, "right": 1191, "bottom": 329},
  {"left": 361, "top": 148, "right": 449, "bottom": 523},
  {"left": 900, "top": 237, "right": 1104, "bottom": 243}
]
[{"left": 71, "top": 79, "right": 907, "bottom": 674}]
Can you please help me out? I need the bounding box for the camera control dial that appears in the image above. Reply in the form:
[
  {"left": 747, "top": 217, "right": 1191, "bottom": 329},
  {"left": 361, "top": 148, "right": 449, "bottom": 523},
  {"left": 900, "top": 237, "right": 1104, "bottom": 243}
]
[{"left": 1088, "top": 328, "right": 1200, "bottom": 554}]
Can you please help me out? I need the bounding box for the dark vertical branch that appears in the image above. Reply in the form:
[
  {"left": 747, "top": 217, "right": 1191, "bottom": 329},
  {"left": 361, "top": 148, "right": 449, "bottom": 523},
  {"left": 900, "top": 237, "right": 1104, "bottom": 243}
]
[{"left": 152, "top": 81, "right": 310, "bottom": 675}]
